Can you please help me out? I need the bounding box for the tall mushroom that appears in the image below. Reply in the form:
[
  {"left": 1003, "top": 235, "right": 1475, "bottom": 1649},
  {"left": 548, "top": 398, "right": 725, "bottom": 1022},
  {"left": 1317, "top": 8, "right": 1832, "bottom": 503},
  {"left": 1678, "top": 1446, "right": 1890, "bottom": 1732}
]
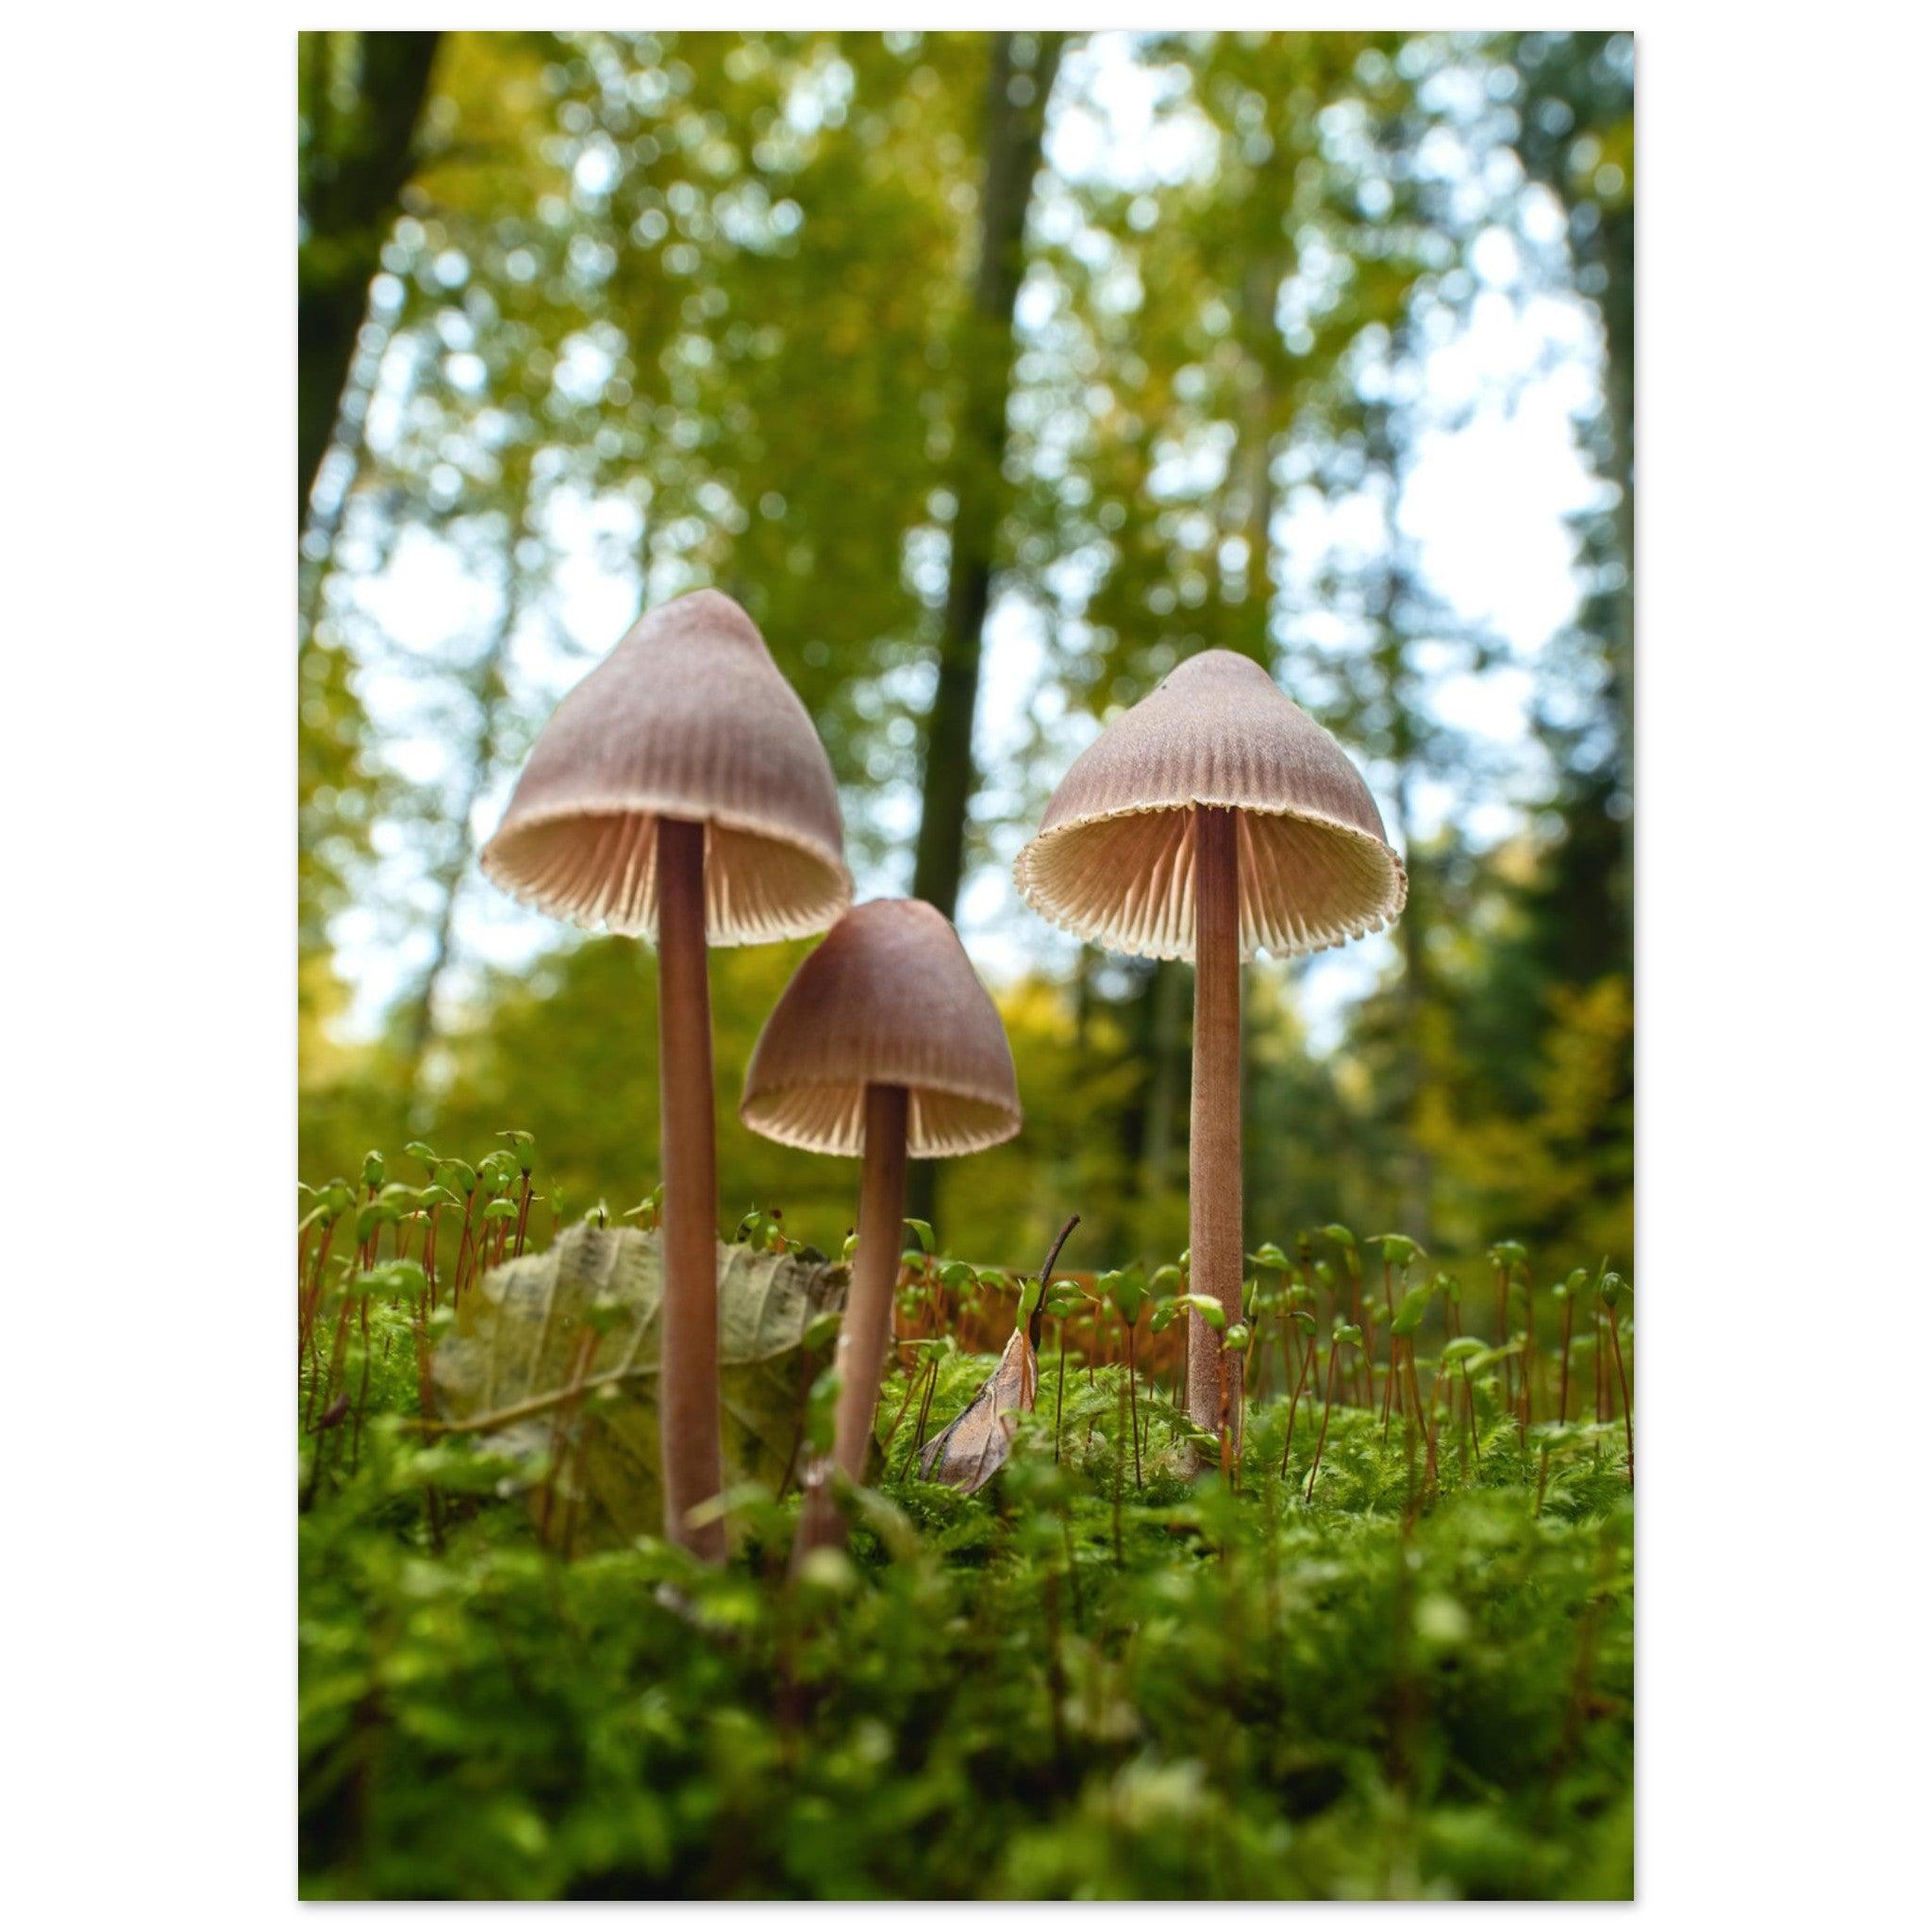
[
  {"left": 740, "top": 899, "right": 1021, "bottom": 1556},
  {"left": 481, "top": 589, "right": 851, "bottom": 1560},
  {"left": 1014, "top": 649, "right": 1404, "bottom": 1456}
]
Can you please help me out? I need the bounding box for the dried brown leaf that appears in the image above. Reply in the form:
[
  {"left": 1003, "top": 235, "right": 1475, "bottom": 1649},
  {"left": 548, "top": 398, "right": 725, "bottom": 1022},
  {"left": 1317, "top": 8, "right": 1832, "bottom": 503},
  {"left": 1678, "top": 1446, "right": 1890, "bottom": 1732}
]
[{"left": 915, "top": 1325, "right": 1037, "bottom": 1494}]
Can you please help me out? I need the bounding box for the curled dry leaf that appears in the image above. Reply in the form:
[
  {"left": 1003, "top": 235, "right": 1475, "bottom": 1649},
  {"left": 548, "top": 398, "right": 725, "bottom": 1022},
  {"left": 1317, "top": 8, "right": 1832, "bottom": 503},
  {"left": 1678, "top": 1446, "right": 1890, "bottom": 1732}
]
[
  {"left": 916, "top": 1325, "right": 1037, "bottom": 1494},
  {"left": 431, "top": 1221, "right": 845, "bottom": 1551}
]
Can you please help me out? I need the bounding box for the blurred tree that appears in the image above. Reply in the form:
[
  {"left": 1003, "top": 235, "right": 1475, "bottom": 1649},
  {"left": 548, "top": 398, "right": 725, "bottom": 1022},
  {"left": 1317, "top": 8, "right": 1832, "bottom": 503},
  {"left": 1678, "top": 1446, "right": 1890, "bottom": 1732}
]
[
  {"left": 909, "top": 31, "right": 1068, "bottom": 920},
  {"left": 298, "top": 29, "right": 1635, "bottom": 1281},
  {"left": 1508, "top": 28, "right": 1634, "bottom": 944},
  {"left": 299, "top": 31, "right": 442, "bottom": 525},
  {"left": 906, "top": 30, "right": 1068, "bottom": 1228}
]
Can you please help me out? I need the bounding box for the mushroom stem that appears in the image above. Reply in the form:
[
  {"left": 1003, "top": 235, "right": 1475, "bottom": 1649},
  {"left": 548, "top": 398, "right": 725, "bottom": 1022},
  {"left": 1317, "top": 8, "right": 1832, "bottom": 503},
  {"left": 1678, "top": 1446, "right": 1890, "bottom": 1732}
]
[
  {"left": 796, "top": 1082, "right": 909, "bottom": 1557},
  {"left": 656, "top": 815, "right": 726, "bottom": 1563},
  {"left": 1187, "top": 805, "right": 1243, "bottom": 1456}
]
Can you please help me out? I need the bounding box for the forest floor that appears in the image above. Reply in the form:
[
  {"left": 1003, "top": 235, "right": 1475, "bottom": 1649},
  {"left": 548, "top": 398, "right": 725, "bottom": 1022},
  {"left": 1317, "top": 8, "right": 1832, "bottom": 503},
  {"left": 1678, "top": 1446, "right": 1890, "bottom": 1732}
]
[{"left": 299, "top": 1241, "right": 1634, "bottom": 1903}]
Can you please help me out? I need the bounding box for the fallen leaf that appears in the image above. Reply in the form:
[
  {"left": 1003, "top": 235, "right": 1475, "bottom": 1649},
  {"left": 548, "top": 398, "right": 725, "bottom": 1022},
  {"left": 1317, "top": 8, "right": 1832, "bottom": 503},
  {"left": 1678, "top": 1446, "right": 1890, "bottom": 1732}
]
[
  {"left": 432, "top": 1221, "right": 846, "bottom": 1550},
  {"left": 916, "top": 1325, "right": 1037, "bottom": 1494}
]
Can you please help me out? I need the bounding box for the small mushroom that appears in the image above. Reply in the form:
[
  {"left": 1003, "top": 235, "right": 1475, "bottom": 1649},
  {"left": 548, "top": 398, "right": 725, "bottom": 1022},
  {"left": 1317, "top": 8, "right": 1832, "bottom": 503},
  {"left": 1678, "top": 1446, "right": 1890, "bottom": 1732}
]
[
  {"left": 1014, "top": 649, "right": 1404, "bottom": 1456},
  {"left": 482, "top": 590, "right": 851, "bottom": 1560},
  {"left": 740, "top": 899, "right": 1021, "bottom": 1556}
]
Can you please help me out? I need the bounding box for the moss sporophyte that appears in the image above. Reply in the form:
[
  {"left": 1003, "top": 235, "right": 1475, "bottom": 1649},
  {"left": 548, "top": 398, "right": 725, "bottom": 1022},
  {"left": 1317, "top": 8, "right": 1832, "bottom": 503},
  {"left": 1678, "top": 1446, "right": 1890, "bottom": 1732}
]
[{"left": 300, "top": 1136, "right": 1633, "bottom": 1899}]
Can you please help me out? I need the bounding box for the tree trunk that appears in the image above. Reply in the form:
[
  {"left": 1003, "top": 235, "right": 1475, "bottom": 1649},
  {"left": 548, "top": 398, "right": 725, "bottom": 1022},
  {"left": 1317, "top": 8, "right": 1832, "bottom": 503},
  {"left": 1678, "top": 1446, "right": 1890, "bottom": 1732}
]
[
  {"left": 1507, "top": 30, "right": 1635, "bottom": 939},
  {"left": 298, "top": 30, "right": 441, "bottom": 528},
  {"left": 905, "top": 30, "right": 1066, "bottom": 1236}
]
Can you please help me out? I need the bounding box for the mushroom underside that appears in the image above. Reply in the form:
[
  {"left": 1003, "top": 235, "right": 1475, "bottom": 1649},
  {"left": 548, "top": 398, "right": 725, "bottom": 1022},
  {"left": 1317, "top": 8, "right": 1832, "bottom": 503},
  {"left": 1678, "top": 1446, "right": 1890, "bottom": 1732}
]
[
  {"left": 741, "top": 1080, "right": 1021, "bottom": 1160},
  {"left": 483, "top": 807, "right": 850, "bottom": 945},
  {"left": 1017, "top": 802, "right": 1405, "bottom": 961}
]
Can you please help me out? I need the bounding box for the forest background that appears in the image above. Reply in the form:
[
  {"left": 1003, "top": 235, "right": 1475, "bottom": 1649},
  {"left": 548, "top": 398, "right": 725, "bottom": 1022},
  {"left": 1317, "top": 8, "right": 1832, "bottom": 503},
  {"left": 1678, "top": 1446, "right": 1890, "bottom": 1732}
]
[{"left": 297, "top": 27, "right": 1635, "bottom": 1274}]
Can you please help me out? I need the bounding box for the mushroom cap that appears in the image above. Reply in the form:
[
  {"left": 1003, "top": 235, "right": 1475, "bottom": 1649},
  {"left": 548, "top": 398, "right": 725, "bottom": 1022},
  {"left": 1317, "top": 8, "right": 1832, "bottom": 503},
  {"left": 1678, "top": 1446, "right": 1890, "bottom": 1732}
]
[
  {"left": 1014, "top": 649, "right": 1406, "bottom": 961},
  {"left": 741, "top": 899, "right": 1023, "bottom": 1159},
  {"left": 479, "top": 589, "right": 852, "bottom": 945}
]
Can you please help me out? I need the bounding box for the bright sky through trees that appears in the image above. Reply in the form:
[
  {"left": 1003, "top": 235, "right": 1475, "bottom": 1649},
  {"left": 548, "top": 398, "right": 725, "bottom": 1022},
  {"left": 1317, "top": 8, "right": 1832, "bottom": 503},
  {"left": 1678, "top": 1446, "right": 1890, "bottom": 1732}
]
[{"left": 323, "top": 31, "right": 1605, "bottom": 1049}]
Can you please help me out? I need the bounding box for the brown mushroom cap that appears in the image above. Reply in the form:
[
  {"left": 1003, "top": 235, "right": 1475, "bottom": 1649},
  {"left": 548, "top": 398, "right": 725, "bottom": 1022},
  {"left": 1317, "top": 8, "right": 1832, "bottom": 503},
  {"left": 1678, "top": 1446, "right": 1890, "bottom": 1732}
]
[
  {"left": 741, "top": 899, "right": 1023, "bottom": 1159},
  {"left": 479, "top": 589, "right": 852, "bottom": 944},
  {"left": 1014, "top": 649, "right": 1406, "bottom": 961}
]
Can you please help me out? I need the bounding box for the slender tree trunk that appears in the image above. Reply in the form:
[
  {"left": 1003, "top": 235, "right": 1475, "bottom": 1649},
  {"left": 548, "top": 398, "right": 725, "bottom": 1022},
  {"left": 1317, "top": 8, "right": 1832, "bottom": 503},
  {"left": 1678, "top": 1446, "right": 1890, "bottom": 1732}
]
[
  {"left": 905, "top": 30, "right": 1065, "bottom": 1234},
  {"left": 298, "top": 30, "right": 441, "bottom": 527},
  {"left": 657, "top": 818, "right": 725, "bottom": 1561},
  {"left": 1186, "top": 808, "right": 1243, "bottom": 1453},
  {"left": 1507, "top": 31, "right": 1634, "bottom": 941}
]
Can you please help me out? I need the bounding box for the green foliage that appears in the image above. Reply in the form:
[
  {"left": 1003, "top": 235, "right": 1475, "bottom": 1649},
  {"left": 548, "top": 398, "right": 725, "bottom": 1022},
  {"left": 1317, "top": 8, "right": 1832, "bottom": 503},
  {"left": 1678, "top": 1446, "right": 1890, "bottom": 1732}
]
[
  {"left": 299, "top": 1154, "right": 1632, "bottom": 1901},
  {"left": 431, "top": 1224, "right": 848, "bottom": 1549},
  {"left": 297, "top": 28, "right": 1634, "bottom": 1283}
]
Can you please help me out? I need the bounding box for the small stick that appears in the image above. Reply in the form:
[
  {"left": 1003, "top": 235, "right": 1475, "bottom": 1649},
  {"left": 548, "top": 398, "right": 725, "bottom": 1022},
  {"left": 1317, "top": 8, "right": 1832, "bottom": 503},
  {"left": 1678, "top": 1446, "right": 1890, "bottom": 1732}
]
[
  {"left": 1028, "top": 1215, "right": 1082, "bottom": 1461},
  {"left": 1027, "top": 1214, "right": 1082, "bottom": 1350}
]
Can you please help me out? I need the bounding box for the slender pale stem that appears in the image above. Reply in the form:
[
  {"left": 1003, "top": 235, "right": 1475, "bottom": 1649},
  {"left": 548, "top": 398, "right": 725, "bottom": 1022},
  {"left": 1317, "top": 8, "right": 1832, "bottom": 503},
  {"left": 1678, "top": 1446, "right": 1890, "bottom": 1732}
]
[
  {"left": 1186, "top": 806, "right": 1242, "bottom": 1454},
  {"left": 1609, "top": 1315, "right": 1634, "bottom": 1484},
  {"left": 1558, "top": 1295, "right": 1574, "bottom": 1423},
  {"left": 657, "top": 816, "right": 725, "bottom": 1563},
  {"left": 1278, "top": 1333, "right": 1315, "bottom": 1481},
  {"left": 1306, "top": 1345, "right": 1341, "bottom": 1504},
  {"left": 795, "top": 1083, "right": 909, "bottom": 1560},
  {"left": 1403, "top": 1344, "right": 1437, "bottom": 1487},
  {"left": 1522, "top": 1272, "right": 1536, "bottom": 1431},
  {"left": 1054, "top": 1319, "right": 1067, "bottom": 1461}
]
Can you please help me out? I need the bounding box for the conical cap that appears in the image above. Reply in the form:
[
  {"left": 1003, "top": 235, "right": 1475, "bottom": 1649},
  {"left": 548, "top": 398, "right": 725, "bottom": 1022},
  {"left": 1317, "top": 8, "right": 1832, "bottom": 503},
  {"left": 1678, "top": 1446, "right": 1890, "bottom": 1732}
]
[
  {"left": 1014, "top": 650, "right": 1405, "bottom": 961},
  {"left": 481, "top": 590, "right": 851, "bottom": 945},
  {"left": 741, "top": 900, "right": 1022, "bottom": 1159}
]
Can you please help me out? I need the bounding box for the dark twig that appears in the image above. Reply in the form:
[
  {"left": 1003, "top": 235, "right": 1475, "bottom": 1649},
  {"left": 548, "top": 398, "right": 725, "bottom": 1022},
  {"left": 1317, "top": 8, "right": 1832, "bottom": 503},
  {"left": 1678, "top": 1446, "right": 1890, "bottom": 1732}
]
[{"left": 1027, "top": 1214, "right": 1081, "bottom": 1351}]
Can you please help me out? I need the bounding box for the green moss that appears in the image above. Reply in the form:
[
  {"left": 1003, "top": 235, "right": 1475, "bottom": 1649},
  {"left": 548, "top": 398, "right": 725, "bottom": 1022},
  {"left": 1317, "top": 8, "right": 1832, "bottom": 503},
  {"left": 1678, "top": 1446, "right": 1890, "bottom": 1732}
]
[{"left": 299, "top": 1184, "right": 1633, "bottom": 1901}]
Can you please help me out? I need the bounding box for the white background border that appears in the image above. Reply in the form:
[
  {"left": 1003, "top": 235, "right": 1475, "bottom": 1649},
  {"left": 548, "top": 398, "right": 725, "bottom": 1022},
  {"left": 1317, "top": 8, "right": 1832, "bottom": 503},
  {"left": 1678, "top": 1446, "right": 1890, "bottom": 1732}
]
[{"left": 6, "top": 4, "right": 1928, "bottom": 1923}]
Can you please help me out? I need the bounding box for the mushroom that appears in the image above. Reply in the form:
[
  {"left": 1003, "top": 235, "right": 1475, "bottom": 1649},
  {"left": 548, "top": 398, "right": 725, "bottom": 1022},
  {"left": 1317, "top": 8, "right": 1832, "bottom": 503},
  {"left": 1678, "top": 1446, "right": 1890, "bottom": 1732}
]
[
  {"left": 1013, "top": 649, "right": 1404, "bottom": 1457},
  {"left": 740, "top": 899, "right": 1021, "bottom": 1556},
  {"left": 481, "top": 589, "right": 851, "bottom": 1560}
]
